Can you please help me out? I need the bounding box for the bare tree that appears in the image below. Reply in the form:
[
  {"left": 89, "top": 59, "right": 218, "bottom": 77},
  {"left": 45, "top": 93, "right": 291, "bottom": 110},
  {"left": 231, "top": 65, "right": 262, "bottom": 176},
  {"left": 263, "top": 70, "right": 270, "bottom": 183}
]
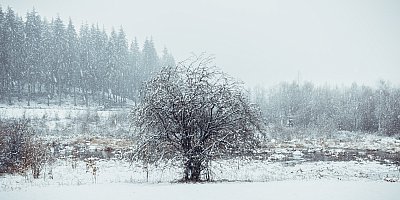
[
  {"left": 0, "top": 120, "right": 47, "bottom": 178},
  {"left": 131, "top": 54, "right": 263, "bottom": 182}
]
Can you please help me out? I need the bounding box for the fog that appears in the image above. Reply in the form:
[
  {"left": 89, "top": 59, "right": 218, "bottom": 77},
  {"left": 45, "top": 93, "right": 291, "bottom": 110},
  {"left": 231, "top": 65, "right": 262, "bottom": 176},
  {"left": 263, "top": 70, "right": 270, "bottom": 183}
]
[{"left": 2, "top": 0, "right": 400, "bottom": 87}]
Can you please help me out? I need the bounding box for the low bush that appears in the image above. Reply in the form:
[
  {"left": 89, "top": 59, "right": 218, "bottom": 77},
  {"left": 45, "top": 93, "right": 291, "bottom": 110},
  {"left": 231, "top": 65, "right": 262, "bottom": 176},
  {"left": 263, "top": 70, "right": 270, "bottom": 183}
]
[{"left": 0, "top": 120, "right": 47, "bottom": 178}]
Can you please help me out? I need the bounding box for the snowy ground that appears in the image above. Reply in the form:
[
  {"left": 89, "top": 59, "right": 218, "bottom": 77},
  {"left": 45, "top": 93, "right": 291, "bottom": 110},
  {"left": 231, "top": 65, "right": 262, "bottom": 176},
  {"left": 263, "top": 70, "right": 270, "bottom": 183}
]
[
  {"left": 1, "top": 180, "right": 399, "bottom": 200},
  {"left": 1, "top": 158, "right": 399, "bottom": 191},
  {"left": 0, "top": 104, "right": 126, "bottom": 122},
  {"left": 1, "top": 106, "right": 400, "bottom": 199}
]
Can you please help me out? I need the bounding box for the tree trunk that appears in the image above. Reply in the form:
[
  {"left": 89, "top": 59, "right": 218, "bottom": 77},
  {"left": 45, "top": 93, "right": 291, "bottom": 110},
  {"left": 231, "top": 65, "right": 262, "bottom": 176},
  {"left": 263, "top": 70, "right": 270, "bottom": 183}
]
[
  {"left": 184, "top": 157, "right": 202, "bottom": 182},
  {"left": 58, "top": 82, "right": 61, "bottom": 106},
  {"left": 73, "top": 86, "right": 77, "bottom": 106},
  {"left": 102, "top": 88, "right": 105, "bottom": 107},
  {"left": 27, "top": 83, "right": 31, "bottom": 106},
  {"left": 84, "top": 88, "right": 88, "bottom": 107},
  {"left": 7, "top": 80, "right": 12, "bottom": 105},
  {"left": 47, "top": 83, "right": 51, "bottom": 106},
  {"left": 17, "top": 81, "right": 22, "bottom": 102}
]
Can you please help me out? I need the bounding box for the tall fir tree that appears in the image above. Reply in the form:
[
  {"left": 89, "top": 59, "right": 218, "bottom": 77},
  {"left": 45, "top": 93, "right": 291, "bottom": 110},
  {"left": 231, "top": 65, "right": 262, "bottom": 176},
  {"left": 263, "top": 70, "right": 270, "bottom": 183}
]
[
  {"left": 79, "top": 23, "right": 91, "bottom": 106},
  {"left": 141, "top": 38, "right": 160, "bottom": 82},
  {"left": 0, "top": 6, "right": 6, "bottom": 100},
  {"left": 40, "top": 18, "right": 54, "bottom": 105},
  {"left": 129, "top": 37, "right": 141, "bottom": 102},
  {"left": 51, "top": 16, "right": 67, "bottom": 106},
  {"left": 65, "top": 18, "right": 79, "bottom": 105},
  {"left": 116, "top": 27, "right": 129, "bottom": 103},
  {"left": 161, "top": 47, "right": 175, "bottom": 68},
  {"left": 24, "top": 9, "right": 42, "bottom": 106}
]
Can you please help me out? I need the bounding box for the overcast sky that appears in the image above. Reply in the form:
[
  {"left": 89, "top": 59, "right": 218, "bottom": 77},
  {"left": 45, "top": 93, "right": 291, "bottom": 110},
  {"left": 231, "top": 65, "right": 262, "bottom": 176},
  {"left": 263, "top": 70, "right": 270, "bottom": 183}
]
[{"left": 2, "top": 0, "right": 400, "bottom": 87}]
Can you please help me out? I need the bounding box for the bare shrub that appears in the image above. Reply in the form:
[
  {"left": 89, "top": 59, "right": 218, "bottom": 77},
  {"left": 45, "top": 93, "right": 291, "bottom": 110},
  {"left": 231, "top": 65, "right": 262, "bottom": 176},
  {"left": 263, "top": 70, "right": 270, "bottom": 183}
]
[
  {"left": 0, "top": 120, "right": 47, "bottom": 178},
  {"left": 84, "top": 157, "right": 99, "bottom": 183}
]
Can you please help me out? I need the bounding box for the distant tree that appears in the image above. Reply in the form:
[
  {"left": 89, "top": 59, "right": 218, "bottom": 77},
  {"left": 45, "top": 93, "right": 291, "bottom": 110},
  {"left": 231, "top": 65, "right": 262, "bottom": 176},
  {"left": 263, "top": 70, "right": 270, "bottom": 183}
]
[
  {"left": 65, "top": 18, "right": 79, "bottom": 105},
  {"left": 128, "top": 38, "right": 141, "bottom": 102},
  {"left": 51, "top": 16, "right": 67, "bottom": 106},
  {"left": 357, "top": 86, "right": 378, "bottom": 132},
  {"left": 296, "top": 82, "right": 314, "bottom": 128},
  {"left": 0, "top": 6, "right": 6, "bottom": 100},
  {"left": 14, "top": 15, "right": 26, "bottom": 101},
  {"left": 24, "top": 9, "right": 42, "bottom": 106},
  {"left": 386, "top": 88, "right": 400, "bottom": 135},
  {"left": 40, "top": 18, "right": 53, "bottom": 105},
  {"left": 3, "top": 7, "right": 24, "bottom": 104},
  {"left": 106, "top": 28, "right": 118, "bottom": 103},
  {"left": 89, "top": 24, "right": 102, "bottom": 103},
  {"left": 79, "top": 23, "right": 91, "bottom": 106},
  {"left": 93, "top": 25, "right": 109, "bottom": 106},
  {"left": 141, "top": 38, "right": 160, "bottom": 80},
  {"left": 116, "top": 27, "right": 129, "bottom": 103},
  {"left": 161, "top": 47, "right": 175, "bottom": 68},
  {"left": 132, "top": 55, "right": 263, "bottom": 182},
  {"left": 0, "top": 6, "right": 172, "bottom": 107}
]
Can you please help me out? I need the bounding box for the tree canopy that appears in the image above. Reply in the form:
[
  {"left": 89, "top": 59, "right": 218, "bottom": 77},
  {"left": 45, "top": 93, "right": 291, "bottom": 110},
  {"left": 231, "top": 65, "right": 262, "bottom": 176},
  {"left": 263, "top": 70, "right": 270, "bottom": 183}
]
[{"left": 132, "top": 55, "right": 263, "bottom": 182}]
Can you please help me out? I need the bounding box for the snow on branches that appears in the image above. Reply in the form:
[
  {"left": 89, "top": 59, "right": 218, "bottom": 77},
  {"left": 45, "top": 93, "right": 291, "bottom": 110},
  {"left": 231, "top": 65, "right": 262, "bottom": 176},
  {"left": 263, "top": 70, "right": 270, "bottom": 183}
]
[{"left": 131, "top": 54, "right": 263, "bottom": 182}]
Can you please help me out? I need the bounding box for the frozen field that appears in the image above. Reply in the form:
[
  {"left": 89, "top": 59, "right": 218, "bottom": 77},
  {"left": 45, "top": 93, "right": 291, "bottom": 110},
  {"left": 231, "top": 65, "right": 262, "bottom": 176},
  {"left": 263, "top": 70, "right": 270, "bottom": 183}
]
[
  {"left": 1, "top": 106, "right": 399, "bottom": 199},
  {"left": 1, "top": 180, "right": 399, "bottom": 200},
  {"left": 0, "top": 105, "right": 126, "bottom": 120},
  {"left": 1, "top": 158, "right": 399, "bottom": 191}
]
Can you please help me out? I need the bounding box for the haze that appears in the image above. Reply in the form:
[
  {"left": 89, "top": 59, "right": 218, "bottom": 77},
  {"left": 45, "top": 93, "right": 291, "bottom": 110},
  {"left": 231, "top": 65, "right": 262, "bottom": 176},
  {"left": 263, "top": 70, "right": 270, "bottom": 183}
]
[{"left": 2, "top": 0, "right": 400, "bottom": 87}]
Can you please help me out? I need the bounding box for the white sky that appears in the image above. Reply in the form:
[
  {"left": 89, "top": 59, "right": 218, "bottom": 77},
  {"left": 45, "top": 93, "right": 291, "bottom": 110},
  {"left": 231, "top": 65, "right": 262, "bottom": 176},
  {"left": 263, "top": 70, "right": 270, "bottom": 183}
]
[{"left": 2, "top": 0, "right": 400, "bottom": 87}]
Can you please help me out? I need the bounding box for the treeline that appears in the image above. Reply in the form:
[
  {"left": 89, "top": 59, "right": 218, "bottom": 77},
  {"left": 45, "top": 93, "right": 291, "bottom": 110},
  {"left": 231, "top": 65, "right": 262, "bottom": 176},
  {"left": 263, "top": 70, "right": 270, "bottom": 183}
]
[
  {"left": 0, "top": 6, "right": 175, "bottom": 107},
  {"left": 253, "top": 81, "right": 400, "bottom": 136}
]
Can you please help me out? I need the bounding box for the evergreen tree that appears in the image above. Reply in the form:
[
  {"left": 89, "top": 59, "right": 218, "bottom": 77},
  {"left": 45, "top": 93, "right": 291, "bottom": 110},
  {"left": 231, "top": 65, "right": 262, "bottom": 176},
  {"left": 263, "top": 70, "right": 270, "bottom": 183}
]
[
  {"left": 40, "top": 18, "right": 53, "bottom": 105},
  {"left": 0, "top": 6, "right": 172, "bottom": 107},
  {"left": 65, "top": 18, "right": 79, "bottom": 105},
  {"left": 92, "top": 25, "right": 108, "bottom": 106},
  {"left": 78, "top": 23, "right": 93, "bottom": 106},
  {"left": 24, "top": 9, "right": 42, "bottom": 106},
  {"left": 106, "top": 28, "right": 118, "bottom": 103},
  {"left": 129, "top": 38, "right": 141, "bottom": 102},
  {"left": 51, "top": 16, "right": 67, "bottom": 106},
  {"left": 161, "top": 47, "right": 175, "bottom": 68},
  {"left": 4, "top": 7, "right": 25, "bottom": 104},
  {"left": 141, "top": 38, "right": 160, "bottom": 81},
  {"left": 0, "top": 6, "right": 6, "bottom": 100},
  {"left": 116, "top": 27, "right": 129, "bottom": 103}
]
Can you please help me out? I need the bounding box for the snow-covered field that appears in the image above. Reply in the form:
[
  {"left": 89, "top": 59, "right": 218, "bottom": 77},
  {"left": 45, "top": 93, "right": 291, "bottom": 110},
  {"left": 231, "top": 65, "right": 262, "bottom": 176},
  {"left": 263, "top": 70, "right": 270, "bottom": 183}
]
[
  {"left": 1, "top": 106, "right": 400, "bottom": 199},
  {"left": 1, "top": 180, "right": 399, "bottom": 200},
  {"left": 0, "top": 104, "right": 126, "bottom": 121},
  {"left": 1, "top": 158, "right": 399, "bottom": 191}
]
